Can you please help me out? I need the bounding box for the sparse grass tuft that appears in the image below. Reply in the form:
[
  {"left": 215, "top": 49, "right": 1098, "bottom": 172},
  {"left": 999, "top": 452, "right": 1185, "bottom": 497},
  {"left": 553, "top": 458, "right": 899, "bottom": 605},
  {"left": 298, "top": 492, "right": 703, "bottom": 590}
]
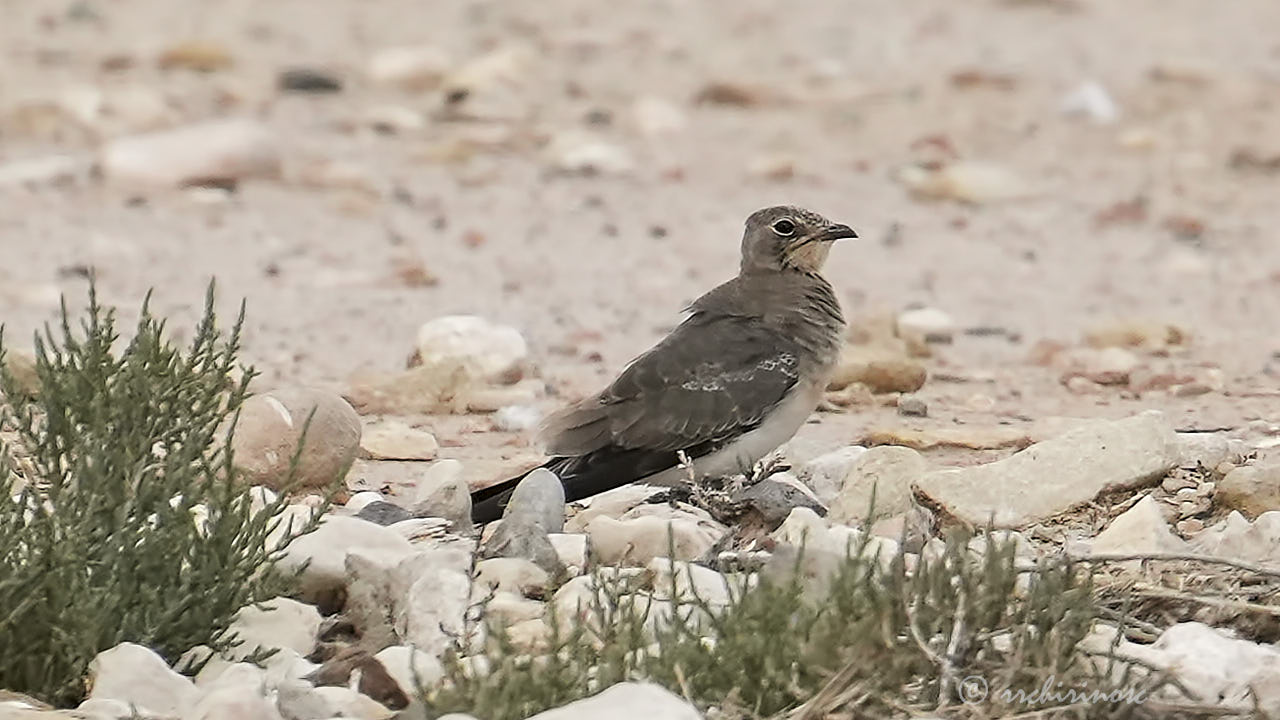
[
  {"left": 424, "top": 531, "right": 1177, "bottom": 719},
  {"left": 0, "top": 283, "right": 318, "bottom": 706}
]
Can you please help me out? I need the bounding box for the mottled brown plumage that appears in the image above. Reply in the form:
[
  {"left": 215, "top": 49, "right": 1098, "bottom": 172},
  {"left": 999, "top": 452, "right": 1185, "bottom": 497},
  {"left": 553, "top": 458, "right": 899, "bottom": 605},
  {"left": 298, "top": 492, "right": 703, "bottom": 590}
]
[{"left": 472, "top": 206, "right": 856, "bottom": 523}]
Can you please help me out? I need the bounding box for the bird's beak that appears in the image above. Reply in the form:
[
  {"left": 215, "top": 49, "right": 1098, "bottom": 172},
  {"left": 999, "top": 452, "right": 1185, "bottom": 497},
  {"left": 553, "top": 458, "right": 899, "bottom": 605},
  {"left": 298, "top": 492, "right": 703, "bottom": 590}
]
[{"left": 819, "top": 224, "right": 858, "bottom": 242}]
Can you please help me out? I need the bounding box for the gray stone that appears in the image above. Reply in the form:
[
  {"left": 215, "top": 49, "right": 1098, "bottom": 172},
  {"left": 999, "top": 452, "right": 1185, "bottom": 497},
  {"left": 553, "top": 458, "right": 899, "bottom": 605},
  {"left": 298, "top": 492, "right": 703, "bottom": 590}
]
[
  {"left": 481, "top": 517, "right": 564, "bottom": 576},
  {"left": 1217, "top": 463, "right": 1280, "bottom": 517},
  {"left": 230, "top": 387, "right": 362, "bottom": 492},
  {"left": 504, "top": 468, "right": 566, "bottom": 532},
  {"left": 914, "top": 412, "right": 1180, "bottom": 527},
  {"left": 733, "top": 477, "right": 825, "bottom": 528},
  {"left": 526, "top": 682, "right": 700, "bottom": 720},
  {"left": 829, "top": 446, "right": 926, "bottom": 524},
  {"left": 356, "top": 501, "right": 413, "bottom": 526},
  {"left": 897, "top": 396, "right": 928, "bottom": 417},
  {"left": 410, "top": 459, "right": 472, "bottom": 529}
]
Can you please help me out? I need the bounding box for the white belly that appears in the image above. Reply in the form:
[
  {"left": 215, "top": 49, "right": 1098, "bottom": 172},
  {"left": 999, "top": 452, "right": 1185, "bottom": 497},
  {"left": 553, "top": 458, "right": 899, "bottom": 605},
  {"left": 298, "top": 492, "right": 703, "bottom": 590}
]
[{"left": 641, "top": 380, "right": 823, "bottom": 486}]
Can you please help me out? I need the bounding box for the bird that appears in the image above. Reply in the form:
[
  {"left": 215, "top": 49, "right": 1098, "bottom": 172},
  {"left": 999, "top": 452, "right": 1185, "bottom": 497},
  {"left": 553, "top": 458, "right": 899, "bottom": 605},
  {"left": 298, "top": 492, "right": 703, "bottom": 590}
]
[{"left": 471, "top": 205, "right": 856, "bottom": 524}]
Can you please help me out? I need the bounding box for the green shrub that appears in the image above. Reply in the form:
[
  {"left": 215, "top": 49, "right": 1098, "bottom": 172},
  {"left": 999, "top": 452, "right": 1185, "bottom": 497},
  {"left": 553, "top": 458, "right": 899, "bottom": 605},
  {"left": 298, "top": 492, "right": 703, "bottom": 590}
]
[
  {"left": 426, "top": 533, "right": 1168, "bottom": 720},
  {"left": 0, "top": 284, "right": 315, "bottom": 706}
]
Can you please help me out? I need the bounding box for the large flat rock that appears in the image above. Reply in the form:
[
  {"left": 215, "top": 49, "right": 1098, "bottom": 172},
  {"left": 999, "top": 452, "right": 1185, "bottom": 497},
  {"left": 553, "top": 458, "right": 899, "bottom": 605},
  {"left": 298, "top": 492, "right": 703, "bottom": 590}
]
[{"left": 914, "top": 411, "right": 1180, "bottom": 528}]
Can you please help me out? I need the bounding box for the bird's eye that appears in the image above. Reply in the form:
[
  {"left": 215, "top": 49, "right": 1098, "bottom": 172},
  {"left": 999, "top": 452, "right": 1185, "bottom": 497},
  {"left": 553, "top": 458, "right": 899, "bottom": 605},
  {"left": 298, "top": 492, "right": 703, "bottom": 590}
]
[{"left": 771, "top": 218, "right": 796, "bottom": 236}]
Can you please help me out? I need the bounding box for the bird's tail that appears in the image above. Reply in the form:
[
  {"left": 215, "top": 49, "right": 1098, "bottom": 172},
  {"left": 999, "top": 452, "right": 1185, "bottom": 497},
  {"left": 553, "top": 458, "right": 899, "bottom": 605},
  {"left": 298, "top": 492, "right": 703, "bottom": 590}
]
[{"left": 469, "top": 446, "right": 689, "bottom": 524}]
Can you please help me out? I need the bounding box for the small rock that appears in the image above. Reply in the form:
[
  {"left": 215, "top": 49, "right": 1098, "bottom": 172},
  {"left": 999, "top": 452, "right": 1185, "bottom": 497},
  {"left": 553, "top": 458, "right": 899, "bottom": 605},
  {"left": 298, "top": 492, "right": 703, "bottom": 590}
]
[
  {"left": 1217, "top": 463, "right": 1280, "bottom": 517},
  {"left": 1064, "top": 347, "right": 1141, "bottom": 386},
  {"left": 525, "top": 682, "right": 700, "bottom": 720},
  {"left": 1089, "top": 495, "right": 1187, "bottom": 557},
  {"left": 400, "top": 549, "right": 474, "bottom": 656},
  {"left": 100, "top": 119, "right": 280, "bottom": 188},
  {"left": 441, "top": 46, "right": 533, "bottom": 120},
  {"left": 360, "top": 420, "right": 438, "bottom": 461},
  {"left": 897, "top": 396, "right": 928, "bottom": 417},
  {"left": 187, "top": 686, "right": 279, "bottom": 720},
  {"left": 367, "top": 45, "right": 451, "bottom": 91},
  {"left": 356, "top": 500, "right": 414, "bottom": 526},
  {"left": 157, "top": 40, "right": 234, "bottom": 72},
  {"left": 223, "top": 597, "right": 321, "bottom": 662},
  {"left": 230, "top": 387, "right": 361, "bottom": 492},
  {"left": 915, "top": 412, "right": 1180, "bottom": 527},
  {"left": 648, "top": 558, "right": 733, "bottom": 608},
  {"left": 493, "top": 404, "right": 542, "bottom": 432},
  {"left": 365, "top": 105, "right": 428, "bottom": 134},
  {"left": 829, "top": 446, "right": 927, "bottom": 524},
  {"left": 415, "top": 315, "right": 528, "bottom": 385},
  {"left": 374, "top": 645, "right": 444, "bottom": 697},
  {"left": 482, "top": 591, "right": 546, "bottom": 625},
  {"left": 693, "top": 81, "right": 769, "bottom": 107},
  {"left": 1175, "top": 432, "right": 1243, "bottom": 470},
  {"left": 548, "top": 532, "right": 589, "bottom": 575},
  {"left": 474, "top": 557, "right": 550, "bottom": 597},
  {"left": 799, "top": 446, "right": 869, "bottom": 505},
  {"left": 410, "top": 459, "right": 472, "bottom": 529},
  {"left": 279, "top": 515, "right": 416, "bottom": 605},
  {"left": 896, "top": 307, "right": 955, "bottom": 344},
  {"left": 278, "top": 67, "right": 343, "bottom": 93},
  {"left": 631, "top": 96, "right": 687, "bottom": 137},
  {"left": 345, "top": 490, "right": 386, "bottom": 514},
  {"left": 830, "top": 351, "right": 926, "bottom": 394},
  {"left": 1099, "top": 622, "right": 1280, "bottom": 714},
  {"left": 746, "top": 153, "right": 796, "bottom": 181},
  {"left": 501, "top": 468, "right": 566, "bottom": 533},
  {"left": 1083, "top": 321, "right": 1188, "bottom": 352},
  {"left": 586, "top": 513, "right": 721, "bottom": 566},
  {"left": 310, "top": 685, "right": 396, "bottom": 719},
  {"left": 858, "top": 426, "right": 1032, "bottom": 452},
  {"left": 388, "top": 517, "right": 451, "bottom": 543},
  {"left": 732, "top": 477, "right": 826, "bottom": 528},
  {"left": 481, "top": 518, "right": 564, "bottom": 577},
  {"left": 464, "top": 380, "right": 543, "bottom": 412},
  {"left": 1189, "top": 511, "right": 1280, "bottom": 565},
  {"left": 1060, "top": 80, "right": 1119, "bottom": 124},
  {"left": 897, "top": 161, "right": 1033, "bottom": 204},
  {"left": 546, "top": 132, "right": 634, "bottom": 175},
  {"left": 86, "top": 643, "right": 197, "bottom": 717},
  {"left": 565, "top": 484, "right": 661, "bottom": 531}
]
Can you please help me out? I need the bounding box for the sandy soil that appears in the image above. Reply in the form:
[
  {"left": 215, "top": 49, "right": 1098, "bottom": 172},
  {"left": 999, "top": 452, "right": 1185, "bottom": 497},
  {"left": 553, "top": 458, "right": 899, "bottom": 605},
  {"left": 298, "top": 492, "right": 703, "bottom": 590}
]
[{"left": 2, "top": 0, "right": 1279, "bottom": 490}]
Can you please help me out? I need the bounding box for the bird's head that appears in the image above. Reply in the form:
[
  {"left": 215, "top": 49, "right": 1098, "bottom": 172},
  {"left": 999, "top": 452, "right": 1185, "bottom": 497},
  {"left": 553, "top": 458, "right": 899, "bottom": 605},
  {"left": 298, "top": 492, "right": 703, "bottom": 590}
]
[{"left": 739, "top": 205, "right": 857, "bottom": 274}]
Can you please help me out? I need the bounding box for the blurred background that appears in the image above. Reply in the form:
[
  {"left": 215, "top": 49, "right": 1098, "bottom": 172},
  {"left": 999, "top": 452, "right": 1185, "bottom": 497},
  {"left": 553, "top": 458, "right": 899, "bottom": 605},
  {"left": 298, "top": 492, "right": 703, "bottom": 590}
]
[{"left": 1, "top": 0, "right": 1278, "bottom": 476}]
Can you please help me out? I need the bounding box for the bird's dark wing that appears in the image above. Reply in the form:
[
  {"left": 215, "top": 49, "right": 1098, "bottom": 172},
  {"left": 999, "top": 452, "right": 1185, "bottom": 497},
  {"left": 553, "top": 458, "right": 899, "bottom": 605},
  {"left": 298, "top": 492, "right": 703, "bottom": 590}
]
[{"left": 540, "top": 312, "right": 802, "bottom": 456}]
